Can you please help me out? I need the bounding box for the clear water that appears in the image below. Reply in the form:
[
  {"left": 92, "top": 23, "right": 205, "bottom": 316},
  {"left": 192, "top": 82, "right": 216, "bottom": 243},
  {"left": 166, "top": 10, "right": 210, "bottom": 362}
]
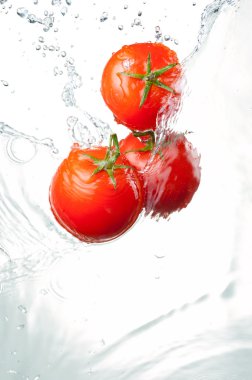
[{"left": 1, "top": 0, "right": 252, "bottom": 379}]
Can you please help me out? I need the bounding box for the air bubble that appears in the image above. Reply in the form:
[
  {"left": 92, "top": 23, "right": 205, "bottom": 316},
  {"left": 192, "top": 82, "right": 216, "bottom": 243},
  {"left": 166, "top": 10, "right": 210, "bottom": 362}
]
[
  {"left": 118, "top": 25, "right": 123, "bottom": 31},
  {"left": 174, "top": 39, "right": 179, "bottom": 45},
  {"left": 123, "top": 4, "right": 128, "bottom": 9},
  {"left": 66, "top": 0, "right": 71, "bottom": 4},
  {"left": 18, "top": 305, "right": 27, "bottom": 314},
  {"left": 61, "top": 51, "right": 66, "bottom": 57},
  {"left": 38, "top": 36, "right": 44, "bottom": 43},
  {"left": 164, "top": 35, "right": 171, "bottom": 41},
  {"left": 44, "top": 10, "right": 48, "bottom": 16},
  {"left": 100, "top": 11, "right": 108, "bottom": 22},
  {"left": 49, "top": 45, "right": 55, "bottom": 51},
  {"left": 138, "top": 11, "right": 142, "bottom": 16}
]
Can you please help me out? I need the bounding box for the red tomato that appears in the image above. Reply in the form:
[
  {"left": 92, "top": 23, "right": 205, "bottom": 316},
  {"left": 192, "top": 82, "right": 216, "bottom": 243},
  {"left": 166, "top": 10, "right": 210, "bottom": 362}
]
[
  {"left": 101, "top": 42, "right": 181, "bottom": 131},
  {"left": 49, "top": 136, "right": 143, "bottom": 243},
  {"left": 120, "top": 131, "right": 201, "bottom": 218}
]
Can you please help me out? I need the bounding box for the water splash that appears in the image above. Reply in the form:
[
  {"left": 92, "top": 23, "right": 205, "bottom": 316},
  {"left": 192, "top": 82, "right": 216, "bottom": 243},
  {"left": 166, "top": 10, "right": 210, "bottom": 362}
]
[{"left": 0, "top": 122, "right": 58, "bottom": 156}]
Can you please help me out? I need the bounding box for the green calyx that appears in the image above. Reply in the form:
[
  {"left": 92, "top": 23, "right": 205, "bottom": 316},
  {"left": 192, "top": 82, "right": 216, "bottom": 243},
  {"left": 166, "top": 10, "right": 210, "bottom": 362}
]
[
  {"left": 118, "top": 53, "right": 178, "bottom": 108},
  {"left": 83, "top": 134, "right": 131, "bottom": 188}
]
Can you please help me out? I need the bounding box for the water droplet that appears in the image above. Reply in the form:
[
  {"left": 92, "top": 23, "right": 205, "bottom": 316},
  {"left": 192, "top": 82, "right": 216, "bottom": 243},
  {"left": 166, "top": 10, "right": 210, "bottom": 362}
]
[
  {"left": 192, "top": 2, "right": 196, "bottom": 5},
  {"left": 36, "top": 45, "right": 41, "bottom": 50},
  {"left": 118, "top": 24, "right": 123, "bottom": 31},
  {"left": 53, "top": 66, "right": 59, "bottom": 76},
  {"left": 7, "top": 370, "right": 17, "bottom": 375},
  {"left": 123, "top": 4, "right": 128, "bottom": 9},
  {"left": 66, "top": 57, "right": 74, "bottom": 65},
  {"left": 43, "top": 45, "right": 48, "bottom": 50},
  {"left": 16, "top": 324, "right": 25, "bottom": 330},
  {"left": 74, "top": 13, "right": 79, "bottom": 18},
  {"left": 34, "top": 0, "right": 38, "bottom": 4},
  {"left": 164, "top": 35, "right": 171, "bottom": 41},
  {"left": 100, "top": 11, "right": 108, "bottom": 22},
  {"left": 43, "top": 16, "right": 54, "bottom": 29},
  {"left": 28, "top": 14, "right": 37, "bottom": 23},
  {"left": 1, "top": 80, "right": 9, "bottom": 86},
  {"left": 67, "top": 116, "right": 78, "bottom": 128},
  {"left": 18, "top": 305, "right": 27, "bottom": 314},
  {"left": 138, "top": 11, "right": 142, "bottom": 16},
  {"left": 38, "top": 36, "right": 44, "bottom": 43},
  {"left": 61, "top": 6, "right": 68, "bottom": 16},
  {"left": 132, "top": 18, "right": 141, "bottom": 26},
  {"left": 49, "top": 45, "right": 55, "bottom": 51},
  {"left": 17, "top": 7, "right": 28, "bottom": 18},
  {"left": 40, "top": 288, "right": 48, "bottom": 295},
  {"left": 66, "top": 0, "right": 71, "bottom": 5},
  {"left": 54, "top": 27, "right": 59, "bottom": 32},
  {"left": 44, "top": 10, "right": 48, "bottom": 16},
  {"left": 174, "top": 39, "right": 179, "bottom": 45}
]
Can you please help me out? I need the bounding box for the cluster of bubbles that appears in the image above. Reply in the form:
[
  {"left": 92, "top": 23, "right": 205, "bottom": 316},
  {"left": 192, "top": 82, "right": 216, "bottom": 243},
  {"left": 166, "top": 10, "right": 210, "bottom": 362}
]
[
  {"left": 61, "top": 58, "right": 82, "bottom": 107},
  {"left": 16, "top": 0, "right": 73, "bottom": 31},
  {"left": 17, "top": 7, "right": 55, "bottom": 32},
  {"left": 154, "top": 26, "right": 179, "bottom": 45}
]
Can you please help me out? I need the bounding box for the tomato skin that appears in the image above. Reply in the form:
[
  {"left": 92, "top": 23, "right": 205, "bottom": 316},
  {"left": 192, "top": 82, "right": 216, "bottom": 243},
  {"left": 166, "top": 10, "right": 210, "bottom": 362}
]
[
  {"left": 49, "top": 146, "right": 143, "bottom": 243},
  {"left": 120, "top": 132, "right": 201, "bottom": 218},
  {"left": 101, "top": 43, "right": 181, "bottom": 131}
]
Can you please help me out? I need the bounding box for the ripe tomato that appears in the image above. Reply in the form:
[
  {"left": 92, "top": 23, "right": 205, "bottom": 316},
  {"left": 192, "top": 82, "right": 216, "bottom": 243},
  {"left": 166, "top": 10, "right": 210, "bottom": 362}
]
[
  {"left": 120, "top": 131, "right": 201, "bottom": 218},
  {"left": 49, "top": 135, "right": 143, "bottom": 243},
  {"left": 101, "top": 42, "right": 181, "bottom": 131}
]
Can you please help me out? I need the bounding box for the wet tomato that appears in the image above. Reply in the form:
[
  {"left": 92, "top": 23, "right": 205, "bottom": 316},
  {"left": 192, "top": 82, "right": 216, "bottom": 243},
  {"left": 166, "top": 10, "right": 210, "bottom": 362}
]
[
  {"left": 120, "top": 131, "right": 201, "bottom": 218},
  {"left": 101, "top": 42, "right": 181, "bottom": 132},
  {"left": 49, "top": 135, "right": 143, "bottom": 243}
]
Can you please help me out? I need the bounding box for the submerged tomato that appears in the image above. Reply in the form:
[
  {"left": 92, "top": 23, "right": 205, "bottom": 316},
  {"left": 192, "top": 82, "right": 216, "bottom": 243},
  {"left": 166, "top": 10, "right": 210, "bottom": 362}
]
[
  {"left": 120, "top": 131, "right": 201, "bottom": 218},
  {"left": 49, "top": 136, "right": 143, "bottom": 243},
  {"left": 101, "top": 42, "right": 181, "bottom": 131}
]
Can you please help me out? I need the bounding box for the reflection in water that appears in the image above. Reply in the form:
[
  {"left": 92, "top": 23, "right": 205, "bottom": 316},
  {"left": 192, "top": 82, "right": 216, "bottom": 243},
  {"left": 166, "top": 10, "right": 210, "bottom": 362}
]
[{"left": 0, "top": 0, "right": 251, "bottom": 379}]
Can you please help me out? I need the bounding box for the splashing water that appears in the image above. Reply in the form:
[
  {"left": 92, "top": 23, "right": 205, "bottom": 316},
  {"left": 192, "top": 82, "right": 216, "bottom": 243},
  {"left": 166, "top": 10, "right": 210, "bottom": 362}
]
[{"left": 1, "top": 0, "right": 252, "bottom": 379}]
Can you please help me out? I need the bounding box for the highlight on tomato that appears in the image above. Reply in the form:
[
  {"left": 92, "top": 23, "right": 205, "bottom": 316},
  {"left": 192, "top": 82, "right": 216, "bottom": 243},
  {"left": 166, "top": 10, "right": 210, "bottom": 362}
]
[
  {"left": 101, "top": 42, "right": 181, "bottom": 132},
  {"left": 49, "top": 134, "right": 143, "bottom": 243},
  {"left": 119, "top": 130, "right": 201, "bottom": 218}
]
